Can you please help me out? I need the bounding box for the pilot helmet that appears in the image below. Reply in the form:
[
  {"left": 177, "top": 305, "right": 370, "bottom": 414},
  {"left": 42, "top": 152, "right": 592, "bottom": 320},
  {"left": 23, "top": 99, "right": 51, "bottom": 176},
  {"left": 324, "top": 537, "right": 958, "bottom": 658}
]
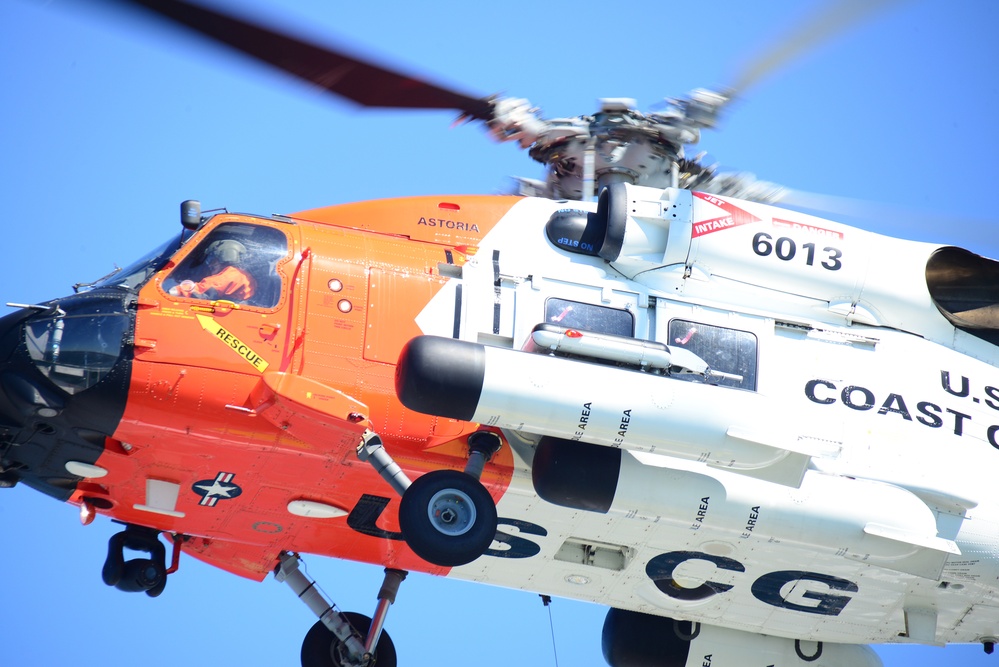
[{"left": 205, "top": 239, "right": 247, "bottom": 266}]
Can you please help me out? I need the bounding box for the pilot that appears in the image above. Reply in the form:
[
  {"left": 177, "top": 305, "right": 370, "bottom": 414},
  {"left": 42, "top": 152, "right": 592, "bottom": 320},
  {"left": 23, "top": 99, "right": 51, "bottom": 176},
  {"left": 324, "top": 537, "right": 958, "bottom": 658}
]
[{"left": 169, "top": 239, "right": 256, "bottom": 302}]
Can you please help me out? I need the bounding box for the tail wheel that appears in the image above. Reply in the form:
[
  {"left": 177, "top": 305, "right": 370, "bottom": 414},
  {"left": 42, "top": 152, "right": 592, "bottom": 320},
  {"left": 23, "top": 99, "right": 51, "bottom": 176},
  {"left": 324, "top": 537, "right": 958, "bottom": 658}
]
[
  {"left": 301, "top": 612, "right": 396, "bottom": 667},
  {"left": 398, "top": 469, "right": 497, "bottom": 567}
]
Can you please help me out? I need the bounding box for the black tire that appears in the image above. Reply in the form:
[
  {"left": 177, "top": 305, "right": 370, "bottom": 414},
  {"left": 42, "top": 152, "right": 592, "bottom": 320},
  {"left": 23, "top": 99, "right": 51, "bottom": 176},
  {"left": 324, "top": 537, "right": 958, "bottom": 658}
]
[
  {"left": 301, "top": 612, "right": 397, "bottom": 667},
  {"left": 398, "top": 469, "right": 498, "bottom": 567}
]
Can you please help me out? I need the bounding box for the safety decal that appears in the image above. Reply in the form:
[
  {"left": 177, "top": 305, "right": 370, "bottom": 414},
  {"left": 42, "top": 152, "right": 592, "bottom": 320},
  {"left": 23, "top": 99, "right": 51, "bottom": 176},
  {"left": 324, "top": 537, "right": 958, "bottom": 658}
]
[
  {"left": 691, "top": 192, "right": 762, "bottom": 237},
  {"left": 193, "top": 472, "right": 243, "bottom": 507},
  {"left": 196, "top": 314, "right": 269, "bottom": 371},
  {"left": 772, "top": 217, "right": 844, "bottom": 240}
]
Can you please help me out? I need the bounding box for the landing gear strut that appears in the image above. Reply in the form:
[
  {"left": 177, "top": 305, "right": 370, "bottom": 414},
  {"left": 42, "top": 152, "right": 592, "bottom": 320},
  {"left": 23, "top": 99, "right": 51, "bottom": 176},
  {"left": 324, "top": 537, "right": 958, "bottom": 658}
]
[
  {"left": 358, "top": 428, "right": 503, "bottom": 567},
  {"left": 397, "top": 430, "right": 502, "bottom": 567},
  {"left": 101, "top": 524, "right": 168, "bottom": 597},
  {"left": 302, "top": 612, "right": 397, "bottom": 667},
  {"left": 277, "top": 552, "right": 405, "bottom": 667}
]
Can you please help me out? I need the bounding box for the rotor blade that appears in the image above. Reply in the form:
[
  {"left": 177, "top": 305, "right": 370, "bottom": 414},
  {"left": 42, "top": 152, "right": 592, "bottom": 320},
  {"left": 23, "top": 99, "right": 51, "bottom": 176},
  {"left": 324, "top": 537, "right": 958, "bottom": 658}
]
[
  {"left": 91, "top": 0, "right": 495, "bottom": 119},
  {"left": 727, "top": 0, "right": 905, "bottom": 98},
  {"left": 779, "top": 189, "right": 996, "bottom": 250}
]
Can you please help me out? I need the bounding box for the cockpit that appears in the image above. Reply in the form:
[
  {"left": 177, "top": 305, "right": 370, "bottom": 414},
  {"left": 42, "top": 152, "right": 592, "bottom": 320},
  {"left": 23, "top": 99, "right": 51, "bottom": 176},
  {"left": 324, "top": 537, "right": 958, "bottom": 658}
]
[{"left": 161, "top": 222, "right": 288, "bottom": 309}]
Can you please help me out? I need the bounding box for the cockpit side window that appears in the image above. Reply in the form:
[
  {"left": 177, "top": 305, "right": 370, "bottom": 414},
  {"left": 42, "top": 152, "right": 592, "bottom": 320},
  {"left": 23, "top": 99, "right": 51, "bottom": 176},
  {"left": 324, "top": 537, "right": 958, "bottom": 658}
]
[
  {"left": 162, "top": 223, "right": 288, "bottom": 309},
  {"left": 927, "top": 246, "right": 999, "bottom": 345}
]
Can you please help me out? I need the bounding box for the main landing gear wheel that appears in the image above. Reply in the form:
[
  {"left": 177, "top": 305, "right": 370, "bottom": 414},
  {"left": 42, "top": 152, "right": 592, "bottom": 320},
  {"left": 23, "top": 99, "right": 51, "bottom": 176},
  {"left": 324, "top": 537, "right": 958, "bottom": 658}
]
[
  {"left": 301, "top": 612, "right": 397, "bottom": 667},
  {"left": 398, "top": 469, "right": 497, "bottom": 567}
]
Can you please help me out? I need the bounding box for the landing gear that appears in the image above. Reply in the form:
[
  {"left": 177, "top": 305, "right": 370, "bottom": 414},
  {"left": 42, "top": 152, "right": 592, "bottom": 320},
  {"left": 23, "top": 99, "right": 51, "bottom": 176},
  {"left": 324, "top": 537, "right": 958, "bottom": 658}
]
[
  {"left": 283, "top": 429, "right": 503, "bottom": 665},
  {"left": 398, "top": 430, "right": 502, "bottom": 567},
  {"left": 101, "top": 524, "right": 168, "bottom": 597},
  {"left": 302, "top": 612, "right": 397, "bottom": 667},
  {"left": 359, "top": 428, "right": 503, "bottom": 568},
  {"left": 277, "top": 552, "right": 406, "bottom": 667},
  {"left": 398, "top": 469, "right": 497, "bottom": 567}
]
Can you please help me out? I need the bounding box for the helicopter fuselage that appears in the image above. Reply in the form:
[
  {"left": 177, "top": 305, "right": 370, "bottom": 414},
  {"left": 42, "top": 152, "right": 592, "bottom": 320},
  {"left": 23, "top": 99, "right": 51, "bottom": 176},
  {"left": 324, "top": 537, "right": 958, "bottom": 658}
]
[{"left": 2, "top": 185, "right": 997, "bottom": 653}]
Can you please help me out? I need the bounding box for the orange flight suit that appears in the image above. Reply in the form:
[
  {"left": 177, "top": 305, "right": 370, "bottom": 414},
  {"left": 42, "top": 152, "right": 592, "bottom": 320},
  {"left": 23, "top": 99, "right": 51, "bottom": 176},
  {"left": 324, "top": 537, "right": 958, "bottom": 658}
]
[{"left": 177, "top": 266, "right": 256, "bottom": 302}]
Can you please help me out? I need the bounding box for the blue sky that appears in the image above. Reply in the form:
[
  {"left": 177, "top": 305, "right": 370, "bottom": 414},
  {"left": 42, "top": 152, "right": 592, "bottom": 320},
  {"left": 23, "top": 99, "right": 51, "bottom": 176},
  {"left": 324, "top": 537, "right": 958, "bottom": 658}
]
[{"left": 1, "top": 1, "right": 997, "bottom": 665}]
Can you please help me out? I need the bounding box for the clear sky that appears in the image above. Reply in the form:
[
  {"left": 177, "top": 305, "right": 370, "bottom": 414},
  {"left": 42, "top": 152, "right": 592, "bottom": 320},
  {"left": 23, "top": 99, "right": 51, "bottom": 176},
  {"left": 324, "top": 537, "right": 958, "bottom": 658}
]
[{"left": 1, "top": 1, "right": 998, "bottom": 665}]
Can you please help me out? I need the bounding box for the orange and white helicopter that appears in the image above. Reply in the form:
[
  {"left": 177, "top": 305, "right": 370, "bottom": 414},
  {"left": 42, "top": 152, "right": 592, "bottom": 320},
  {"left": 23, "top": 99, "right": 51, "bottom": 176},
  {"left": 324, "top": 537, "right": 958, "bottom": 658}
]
[{"left": 2, "top": 1, "right": 998, "bottom": 666}]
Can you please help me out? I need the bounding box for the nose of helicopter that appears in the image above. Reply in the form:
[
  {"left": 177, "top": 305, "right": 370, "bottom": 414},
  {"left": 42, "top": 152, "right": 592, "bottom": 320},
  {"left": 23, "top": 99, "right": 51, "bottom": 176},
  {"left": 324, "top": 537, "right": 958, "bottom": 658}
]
[{"left": 0, "top": 292, "right": 134, "bottom": 498}]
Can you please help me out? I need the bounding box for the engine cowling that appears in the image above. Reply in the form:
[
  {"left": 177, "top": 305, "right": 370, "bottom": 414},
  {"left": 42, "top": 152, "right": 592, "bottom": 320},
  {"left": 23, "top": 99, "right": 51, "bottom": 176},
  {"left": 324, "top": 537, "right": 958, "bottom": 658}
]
[
  {"left": 602, "top": 609, "right": 883, "bottom": 667},
  {"left": 533, "top": 435, "right": 956, "bottom": 580}
]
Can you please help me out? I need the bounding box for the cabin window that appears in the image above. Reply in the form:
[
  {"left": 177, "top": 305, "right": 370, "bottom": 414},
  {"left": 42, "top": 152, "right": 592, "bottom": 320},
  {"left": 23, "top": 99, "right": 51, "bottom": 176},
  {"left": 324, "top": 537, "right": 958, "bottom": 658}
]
[
  {"left": 545, "top": 298, "right": 634, "bottom": 337},
  {"left": 668, "top": 319, "right": 758, "bottom": 390},
  {"left": 162, "top": 223, "right": 288, "bottom": 309}
]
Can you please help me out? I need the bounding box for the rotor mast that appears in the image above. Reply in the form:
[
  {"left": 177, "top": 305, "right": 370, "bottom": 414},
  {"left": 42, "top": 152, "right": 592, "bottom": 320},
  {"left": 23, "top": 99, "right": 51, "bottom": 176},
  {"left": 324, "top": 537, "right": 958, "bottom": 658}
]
[{"left": 486, "top": 89, "right": 785, "bottom": 203}]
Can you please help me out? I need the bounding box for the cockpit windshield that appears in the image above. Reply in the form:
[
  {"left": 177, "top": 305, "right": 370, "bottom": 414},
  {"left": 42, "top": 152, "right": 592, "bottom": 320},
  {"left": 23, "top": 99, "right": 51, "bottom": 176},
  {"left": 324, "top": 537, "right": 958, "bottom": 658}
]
[{"left": 84, "top": 235, "right": 186, "bottom": 292}]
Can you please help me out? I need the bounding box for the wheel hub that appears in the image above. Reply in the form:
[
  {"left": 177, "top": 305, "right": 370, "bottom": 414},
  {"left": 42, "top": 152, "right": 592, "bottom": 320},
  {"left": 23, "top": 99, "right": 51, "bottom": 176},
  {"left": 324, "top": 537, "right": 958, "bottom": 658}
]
[{"left": 428, "top": 488, "right": 476, "bottom": 536}]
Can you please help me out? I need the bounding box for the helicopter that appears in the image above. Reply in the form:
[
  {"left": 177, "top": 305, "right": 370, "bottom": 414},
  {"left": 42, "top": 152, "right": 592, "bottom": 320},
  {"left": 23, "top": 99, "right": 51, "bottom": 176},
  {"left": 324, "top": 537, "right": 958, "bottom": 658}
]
[{"left": 2, "top": 0, "right": 998, "bottom": 666}]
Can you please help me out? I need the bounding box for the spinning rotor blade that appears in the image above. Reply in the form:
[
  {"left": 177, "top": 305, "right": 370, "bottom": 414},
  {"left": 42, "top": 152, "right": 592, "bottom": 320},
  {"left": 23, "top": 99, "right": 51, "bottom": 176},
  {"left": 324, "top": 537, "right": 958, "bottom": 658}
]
[
  {"left": 93, "top": 0, "right": 494, "bottom": 119},
  {"left": 727, "top": 0, "right": 905, "bottom": 98}
]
